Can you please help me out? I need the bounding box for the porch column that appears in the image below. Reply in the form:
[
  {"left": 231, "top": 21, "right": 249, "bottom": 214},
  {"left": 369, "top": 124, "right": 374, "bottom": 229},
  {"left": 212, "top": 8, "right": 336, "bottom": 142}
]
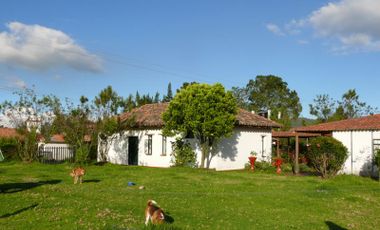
[
  {"left": 276, "top": 138, "right": 280, "bottom": 158},
  {"left": 294, "top": 134, "right": 299, "bottom": 174}
]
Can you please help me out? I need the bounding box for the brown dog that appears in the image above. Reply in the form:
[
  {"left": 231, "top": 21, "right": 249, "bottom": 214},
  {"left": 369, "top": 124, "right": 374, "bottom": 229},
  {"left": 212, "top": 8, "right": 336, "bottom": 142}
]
[
  {"left": 70, "top": 167, "right": 85, "bottom": 184},
  {"left": 145, "top": 200, "right": 165, "bottom": 225}
]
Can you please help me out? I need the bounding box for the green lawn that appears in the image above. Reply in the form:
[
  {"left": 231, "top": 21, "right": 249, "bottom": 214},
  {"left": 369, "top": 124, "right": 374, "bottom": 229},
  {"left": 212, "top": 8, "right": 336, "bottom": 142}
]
[{"left": 1, "top": 162, "right": 379, "bottom": 229}]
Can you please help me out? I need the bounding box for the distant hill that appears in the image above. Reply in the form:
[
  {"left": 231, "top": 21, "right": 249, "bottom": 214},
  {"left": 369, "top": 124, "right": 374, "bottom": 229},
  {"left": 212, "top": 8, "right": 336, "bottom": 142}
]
[{"left": 291, "top": 117, "right": 316, "bottom": 128}]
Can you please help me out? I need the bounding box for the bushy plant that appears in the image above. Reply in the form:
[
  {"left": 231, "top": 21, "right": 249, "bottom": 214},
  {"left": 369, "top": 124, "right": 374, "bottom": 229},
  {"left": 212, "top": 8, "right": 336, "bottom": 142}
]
[
  {"left": 306, "top": 136, "right": 348, "bottom": 178},
  {"left": 75, "top": 144, "right": 90, "bottom": 166},
  {"left": 171, "top": 138, "right": 197, "bottom": 167},
  {"left": 374, "top": 149, "right": 380, "bottom": 180},
  {"left": 254, "top": 161, "right": 273, "bottom": 171},
  {"left": 0, "top": 137, "right": 19, "bottom": 160},
  {"left": 16, "top": 128, "right": 38, "bottom": 163}
]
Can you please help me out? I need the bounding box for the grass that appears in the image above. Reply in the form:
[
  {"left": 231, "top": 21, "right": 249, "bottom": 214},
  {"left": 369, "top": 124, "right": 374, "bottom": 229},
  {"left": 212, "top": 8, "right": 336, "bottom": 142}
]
[{"left": 1, "top": 162, "right": 379, "bottom": 229}]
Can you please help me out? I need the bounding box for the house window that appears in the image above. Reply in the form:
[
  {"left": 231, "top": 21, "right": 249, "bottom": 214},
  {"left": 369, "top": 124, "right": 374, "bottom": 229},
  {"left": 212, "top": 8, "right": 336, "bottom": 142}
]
[
  {"left": 373, "top": 139, "right": 380, "bottom": 151},
  {"left": 145, "top": 135, "right": 153, "bottom": 155},
  {"left": 162, "top": 136, "right": 167, "bottom": 156}
]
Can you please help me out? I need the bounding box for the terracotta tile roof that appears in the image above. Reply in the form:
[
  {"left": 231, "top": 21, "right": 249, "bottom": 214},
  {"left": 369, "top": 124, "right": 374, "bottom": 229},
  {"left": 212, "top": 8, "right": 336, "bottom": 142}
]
[
  {"left": 272, "top": 131, "right": 321, "bottom": 138},
  {"left": 119, "top": 103, "right": 280, "bottom": 128},
  {"left": 294, "top": 114, "right": 380, "bottom": 132},
  {"left": 50, "top": 134, "right": 65, "bottom": 143},
  {"left": 237, "top": 108, "right": 281, "bottom": 128},
  {"left": 0, "top": 128, "right": 20, "bottom": 139}
]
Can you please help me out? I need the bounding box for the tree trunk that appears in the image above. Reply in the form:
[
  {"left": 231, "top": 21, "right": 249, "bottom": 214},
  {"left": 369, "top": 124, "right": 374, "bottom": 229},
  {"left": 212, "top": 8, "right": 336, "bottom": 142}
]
[{"left": 200, "top": 143, "right": 207, "bottom": 168}]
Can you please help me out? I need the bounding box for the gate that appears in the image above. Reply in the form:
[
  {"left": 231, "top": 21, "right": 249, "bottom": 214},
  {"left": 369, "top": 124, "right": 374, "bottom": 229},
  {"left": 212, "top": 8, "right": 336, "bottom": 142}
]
[{"left": 38, "top": 146, "right": 75, "bottom": 164}]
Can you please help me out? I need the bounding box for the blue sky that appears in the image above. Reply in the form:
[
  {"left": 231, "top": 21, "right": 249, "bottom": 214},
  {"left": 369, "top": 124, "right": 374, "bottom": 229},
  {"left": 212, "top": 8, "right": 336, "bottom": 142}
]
[{"left": 0, "top": 0, "right": 380, "bottom": 118}]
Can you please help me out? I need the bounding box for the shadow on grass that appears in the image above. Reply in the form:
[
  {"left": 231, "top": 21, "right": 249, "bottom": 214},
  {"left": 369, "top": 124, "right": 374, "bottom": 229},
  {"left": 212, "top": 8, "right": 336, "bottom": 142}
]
[
  {"left": 94, "top": 161, "right": 107, "bottom": 166},
  {"left": 0, "top": 203, "right": 38, "bottom": 219},
  {"left": 325, "top": 221, "right": 348, "bottom": 230},
  {"left": 83, "top": 179, "right": 101, "bottom": 183},
  {"left": 0, "top": 180, "right": 61, "bottom": 193}
]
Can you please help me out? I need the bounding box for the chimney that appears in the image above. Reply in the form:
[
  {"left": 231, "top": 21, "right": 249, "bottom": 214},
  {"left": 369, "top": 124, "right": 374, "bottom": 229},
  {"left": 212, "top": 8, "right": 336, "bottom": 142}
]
[{"left": 267, "top": 110, "right": 271, "bottom": 120}]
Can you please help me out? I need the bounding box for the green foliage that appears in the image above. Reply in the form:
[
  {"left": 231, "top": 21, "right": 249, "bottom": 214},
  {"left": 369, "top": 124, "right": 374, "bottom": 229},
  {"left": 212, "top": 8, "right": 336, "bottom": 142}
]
[
  {"left": 163, "top": 83, "right": 238, "bottom": 168},
  {"left": 94, "top": 86, "right": 123, "bottom": 118},
  {"left": 254, "top": 161, "right": 272, "bottom": 171},
  {"left": 306, "top": 137, "right": 348, "bottom": 178},
  {"left": 75, "top": 144, "right": 90, "bottom": 165},
  {"left": 162, "top": 82, "right": 173, "bottom": 102},
  {"left": 309, "top": 89, "right": 377, "bottom": 122},
  {"left": 16, "top": 128, "right": 38, "bottom": 163},
  {"left": 0, "top": 138, "right": 19, "bottom": 160},
  {"left": 171, "top": 138, "right": 197, "bottom": 167},
  {"left": 309, "top": 94, "right": 336, "bottom": 123},
  {"left": 234, "top": 75, "right": 302, "bottom": 130},
  {"left": 375, "top": 149, "right": 380, "bottom": 179}
]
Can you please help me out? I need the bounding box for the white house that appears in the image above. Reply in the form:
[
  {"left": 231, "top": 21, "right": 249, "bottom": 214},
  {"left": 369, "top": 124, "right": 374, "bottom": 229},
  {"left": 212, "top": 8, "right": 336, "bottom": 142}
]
[
  {"left": 98, "top": 103, "right": 280, "bottom": 171},
  {"left": 295, "top": 114, "right": 380, "bottom": 176}
]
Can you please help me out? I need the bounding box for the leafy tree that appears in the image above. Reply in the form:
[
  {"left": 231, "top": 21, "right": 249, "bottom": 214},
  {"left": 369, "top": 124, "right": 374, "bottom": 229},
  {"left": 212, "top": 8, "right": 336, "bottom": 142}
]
[
  {"left": 309, "top": 89, "right": 377, "bottom": 122},
  {"left": 57, "top": 97, "right": 95, "bottom": 164},
  {"left": 339, "top": 89, "right": 375, "bottom": 119},
  {"left": 307, "top": 137, "right": 348, "bottom": 178},
  {"left": 163, "top": 82, "right": 173, "bottom": 102},
  {"left": 163, "top": 83, "right": 238, "bottom": 168},
  {"left": 309, "top": 94, "right": 336, "bottom": 122},
  {"left": 154, "top": 92, "right": 160, "bottom": 103},
  {"left": 231, "top": 86, "right": 250, "bottom": 110},
  {"left": 176, "top": 82, "right": 198, "bottom": 93},
  {"left": 0, "top": 87, "right": 61, "bottom": 162},
  {"left": 240, "top": 75, "right": 302, "bottom": 130},
  {"left": 94, "top": 86, "right": 122, "bottom": 118}
]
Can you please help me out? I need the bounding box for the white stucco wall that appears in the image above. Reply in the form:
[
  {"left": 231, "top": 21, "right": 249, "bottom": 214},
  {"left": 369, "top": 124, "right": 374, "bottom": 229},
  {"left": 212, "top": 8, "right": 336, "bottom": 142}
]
[
  {"left": 333, "top": 130, "right": 380, "bottom": 176},
  {"left": 100, "top": 129, "right": 175, "bottom": 167},
  {"left": 99, "top": 127, "right": 273, "bottom": 171}
]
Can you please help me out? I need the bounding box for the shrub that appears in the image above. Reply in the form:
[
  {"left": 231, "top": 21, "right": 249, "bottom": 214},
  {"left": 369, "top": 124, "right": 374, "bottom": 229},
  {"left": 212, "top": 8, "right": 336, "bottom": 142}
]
[
  {"left": 254, "top": 161, "right": 273, "bottom": 172},
  {"left": 374, "top": 149, "right": 380, "bottom": 179},
  {"left": 171, "top": 138, "right": 197, "bottom": 167},
  {"left": 0, "top": 137, "right": 19, "bottom": 160},
  {"left": 306, "top": 136, "right": 348, "bottom": 178},
  {"left": 16, "top": 129, "right": 38, "bottom": 163},
  {"left": 75, "top": 145, "right": 90, "bottom": 166}
]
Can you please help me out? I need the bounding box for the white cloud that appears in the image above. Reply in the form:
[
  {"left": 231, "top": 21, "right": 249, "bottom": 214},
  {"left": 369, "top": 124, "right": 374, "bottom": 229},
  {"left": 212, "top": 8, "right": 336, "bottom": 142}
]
[
  {"left": 309, "top": 0, "right": 380, "bottom": 52},
  {"left": 0, "top": 75, "right": 27, "bottom": 89},
  {"left": 0, "top": 22, "right": 103, "bottom": 72},
  {"left": 267, "top": 0, "right": 380, "bottom": 52},
  {"left": 266, "top": 23, "right": 285, "bottom": 36}
]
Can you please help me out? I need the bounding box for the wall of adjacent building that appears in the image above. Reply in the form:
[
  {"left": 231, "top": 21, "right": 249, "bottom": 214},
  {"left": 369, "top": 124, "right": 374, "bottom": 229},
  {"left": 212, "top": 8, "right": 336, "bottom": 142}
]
[{"left": 333, "top": 130, "right": 380, "bottom": 176}]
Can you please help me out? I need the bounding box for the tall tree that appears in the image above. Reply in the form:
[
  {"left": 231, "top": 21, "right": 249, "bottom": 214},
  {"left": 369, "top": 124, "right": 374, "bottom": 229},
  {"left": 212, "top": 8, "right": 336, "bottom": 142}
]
[
  {"left": 339, "top": 89, "right": 375, "bottom": 119},
  {"left": 231, "top": 86, "right": 249, "bottom": 110},
  {"left": 242, "top": 75, "right": 302, "bottom": 130},
  {"left": 154, "top": 92, "right": 160, "bottom": 103},
  {"left": 163, "top": 83, "right": 238, "bottom": 168},
  {"left": 309, "top": 94, "right": 336, "bottom": 122},
  {"left": 163, "top": 82, "right": 173, "bottom": 102},
  {"left": 94, "top": 86, "right": 121, "bottom": 119}
]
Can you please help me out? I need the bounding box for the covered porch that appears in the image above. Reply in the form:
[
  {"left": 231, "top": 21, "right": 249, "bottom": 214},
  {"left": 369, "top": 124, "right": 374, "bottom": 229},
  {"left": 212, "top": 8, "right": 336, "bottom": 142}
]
[{"left": 272, "top": 131, "right": 323, "bottom": 174}]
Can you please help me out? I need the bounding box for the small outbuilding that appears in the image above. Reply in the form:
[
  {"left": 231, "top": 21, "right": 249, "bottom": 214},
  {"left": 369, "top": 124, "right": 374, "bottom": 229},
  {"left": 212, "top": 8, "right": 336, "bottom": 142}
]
[
  {"left": 98, "top": 103, "right": 281, "bottom": 171},
  {"left": 294, "top": 114, "right": 380, "bottom": 176}
]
